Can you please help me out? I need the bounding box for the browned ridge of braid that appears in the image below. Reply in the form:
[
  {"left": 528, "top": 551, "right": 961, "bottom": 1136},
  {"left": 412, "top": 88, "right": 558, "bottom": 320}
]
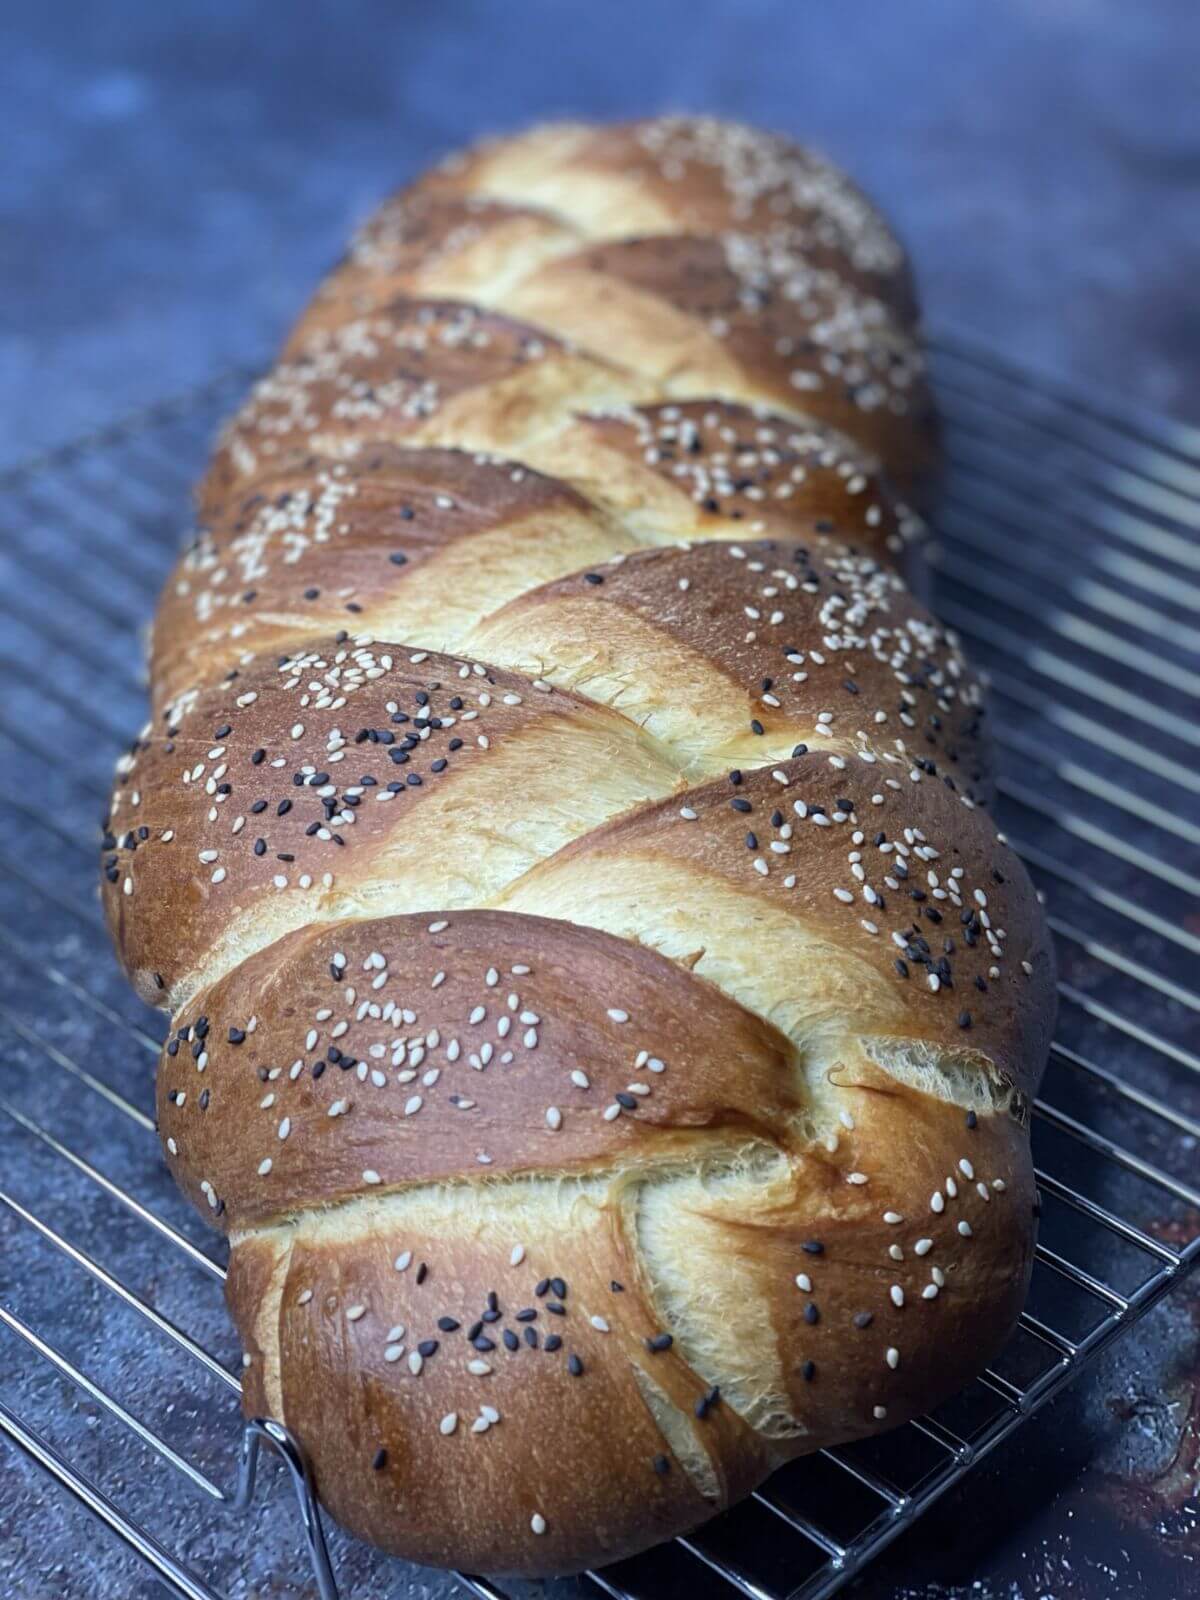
[{"left": 100, "top": 116, "right": 1055, "bottom": 1578}]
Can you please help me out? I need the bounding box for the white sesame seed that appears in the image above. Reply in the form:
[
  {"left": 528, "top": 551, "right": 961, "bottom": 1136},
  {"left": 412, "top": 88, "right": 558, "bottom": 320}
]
[
  {"left": 883, "top": 1211, "right": 903, "bottom": 1224},
  {"left": 958, "top": 1220, "right": 973, "bottom": 1237},
  {"left": 545, "top": 1106, "right": 562, "bottom": 1131},
  {"left": 890, "top": 1285, "right": 904, "bottom": 1307},
  {"left": 439, "top": 1413, "right": 458, "bottom": 1436},
  {"left": 362, "top": 1169, "right": 382, "bottom": 1184},
  {"left": 346, "top": 1304, "right": 366, "bottom": 1322},
  {"left": 510, "top": 1244, "right": 525, "bottom": 1267},
  {"left": 257, "top": 1158, "right": 272, "bottom": 1176},
  {"left": 590, "top": 1316, "right": 610, "bottom": 1333},
  {"left": 531, "top": 1514, "right": 546, "bottom": 1535},
  {"left": 914, "top": 1238, "right": 933, "bottom": 1256},
  {"left": 886, "top": 1347, "right": 900, "bottom": 1369},
  {"left": 931, "top": 1192, "right": 945, "bottom": 1214},
  {"left": 795, "top": 1274, "right": 812, "bottom": 1293}
]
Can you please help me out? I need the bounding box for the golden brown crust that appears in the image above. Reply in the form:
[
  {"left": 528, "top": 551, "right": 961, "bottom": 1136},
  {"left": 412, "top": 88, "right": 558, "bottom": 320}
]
[
  {"left": 470, "top": 535, "right": 988, "bottom": 792},
  {"left": 289, "top": 193, "right": 581, "bottom": 349},
  {"left": 497, "top": 749, "right": 1055, "bottom": 1101},
  {"left": 153, "top": 446, "right": 619, "bottom": 710},
  {"left": 99, "top": 114, "right": 1057, "bottom": 1578},
  {"left": 422, "top": 115, "right": 918, "bottom": 318},
  {"left": 499, "top": 233, "right": 935, "bottom": 485},
  {"left": 157, "top": 909, "right": 800, "bottom": 1230},
  {"left": 215, "top": 910, "right": 1037, "bottom": 1575},
  {"left": 199, "top": 298, "right": 645, "bottom": 514},
  {"left": 226, "top": 1185, "right": 773, "bottom": 1574},
  {"left": 102, "top": 638, "right": 682, "bottom": 1006},
  {"left": 534, "top": 399, "right": 925, "bottom": 561}
]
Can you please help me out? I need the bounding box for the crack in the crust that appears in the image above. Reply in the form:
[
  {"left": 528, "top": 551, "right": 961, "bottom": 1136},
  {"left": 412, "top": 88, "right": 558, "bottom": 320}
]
[{"left": 225, "top": 1127, "right": 796, "bottom": 1243}]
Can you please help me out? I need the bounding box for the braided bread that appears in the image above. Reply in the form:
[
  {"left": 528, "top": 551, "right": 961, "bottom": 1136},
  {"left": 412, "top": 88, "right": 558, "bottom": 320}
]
[{"left": 101, "top": 116, "right": 1055, "bottom": 1578}]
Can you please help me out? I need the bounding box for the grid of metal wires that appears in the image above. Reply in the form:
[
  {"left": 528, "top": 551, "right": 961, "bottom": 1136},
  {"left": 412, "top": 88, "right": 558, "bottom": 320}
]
[{"left": 0, "top": 332, "right": 1197, "bottom": 1600}]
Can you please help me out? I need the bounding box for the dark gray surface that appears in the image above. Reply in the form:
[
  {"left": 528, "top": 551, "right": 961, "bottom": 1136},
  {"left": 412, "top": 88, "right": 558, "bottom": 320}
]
[{"left": 2, "top": 0, "right": 1200, "bottom": 473}]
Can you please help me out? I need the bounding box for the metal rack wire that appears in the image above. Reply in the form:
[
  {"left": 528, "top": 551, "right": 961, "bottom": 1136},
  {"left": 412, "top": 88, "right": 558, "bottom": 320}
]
[{"left": 0, "top": 332, "right": 1197, "bottom": 1600}]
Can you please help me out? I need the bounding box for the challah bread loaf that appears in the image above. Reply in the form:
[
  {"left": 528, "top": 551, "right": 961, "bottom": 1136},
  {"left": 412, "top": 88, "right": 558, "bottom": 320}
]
[{"left": 101, "top": 116, "right": 1055, "bottom": 1578}]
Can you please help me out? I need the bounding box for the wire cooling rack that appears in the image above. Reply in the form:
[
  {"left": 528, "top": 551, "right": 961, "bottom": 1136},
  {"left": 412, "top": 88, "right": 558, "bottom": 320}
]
[{"left": 0, "top": 332, "right": 1197, "bottom": 1600}]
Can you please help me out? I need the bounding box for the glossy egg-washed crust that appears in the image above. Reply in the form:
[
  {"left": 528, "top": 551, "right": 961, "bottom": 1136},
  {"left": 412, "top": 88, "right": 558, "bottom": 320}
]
[{"left": 102, "top": 117, "right": 1055, "bottom": 1577}]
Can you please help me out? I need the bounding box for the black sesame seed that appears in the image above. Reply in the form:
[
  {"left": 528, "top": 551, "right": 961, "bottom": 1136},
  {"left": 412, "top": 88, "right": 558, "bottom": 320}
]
[
  {"left": 653, "top": 1454, "right": 670, "bottom": 1475},
  {"left": 804, "top": 1303, "right": 820, "bottom": 1325},
  {"left": 647, "top": 1333, "right": 673, "bottom": 1352},
  {"left": 853, "top": 1312, "right": 873, "bottom": 1329},
  {"left": 417, "top": 1339, "right": 438, "bottom": 1357},
  {"left": 801, "top": 1360, "right": 816, "bottom": 1381},
  {"left": 567, "top": 1354, "right": 584, "bottom": 1376},
  {"left": 801, "top": 1239, "right": 824, "bottom": 1255},
  {"left": 437, "top": 1317, "right": 460, "bottom": 1333},
  {"left": 543, "top": 1334, "right": 562, "bottom": 1352},
  {"left": 503, "top": 1328, "right": 520, "bottom": 1351},
  {"left": 966, "top": 1109, "right": 978, "bottom": 1129},
  {"left": 371, "top": 1447, "right": 387, "bottom": 1471}
]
